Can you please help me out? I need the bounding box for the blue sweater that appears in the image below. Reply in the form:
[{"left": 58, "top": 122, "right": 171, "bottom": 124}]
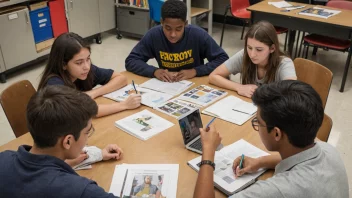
[
  {"left": 125, "top": 25, "right": 229, "bottom": 77},
  {"left": 0, "top": 145, "right": 117, "bottom": 198}
]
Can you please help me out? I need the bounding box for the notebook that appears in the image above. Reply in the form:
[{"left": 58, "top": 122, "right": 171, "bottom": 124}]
[
  {"left": 115, "top": 109, "right": 174, "bottom": 141},
  {"left": 103, "top": 84, "right": 174, "bottom": 108},
  {"left": 299, "top": 7, "right": 341, "bottom": 19},
  {"left": 109, "top": 164, "right": 179, "bottom": 198},
  {"left": 139, "top": 78, "right": 194, "bottom": 96},
  {"left": 187, "top": 139, "right": 270, "bottom": 195},
  {"left": 202, "top": 96, "right": 257, "bottom": 125},
  {"left": 155, "top": 99, "right": 201, "bottom": 119},
  {"left": 177, "top": 85, "right": 228, "bottom": 107}
]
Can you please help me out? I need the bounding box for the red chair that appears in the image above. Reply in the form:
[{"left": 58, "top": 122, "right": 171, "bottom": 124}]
[
  {"left": 220, "top": 0, "right": 251, "bottom": 45},
  {"left": 219, "top": 0, "right": 288, "bottom": 50},
  {"left": 301, "top": 1, "right": 352, "bottom": 92}
]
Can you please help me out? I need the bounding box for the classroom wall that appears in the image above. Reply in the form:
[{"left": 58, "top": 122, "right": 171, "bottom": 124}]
[{"left": 213, "top": 0, "right": 230, "bottom": 15}]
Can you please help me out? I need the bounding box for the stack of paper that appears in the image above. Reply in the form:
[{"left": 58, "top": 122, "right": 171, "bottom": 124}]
[
  {"left": 202, "top": 96, "right": 257, "bottom": 125},
  {"left": 188, "top": 139, "right": 270, "bottom": 195},
  {"left": 155, "top": 99, "right": 201, "bottom": 119},
  {"left": 177, "top": 85, "right": 228, "bottom": 107},
  {"left": 268, "top": 1, "right": 293, "bottom": 8},
  {"left": 115, "top": 109, "right": 174, "bottom": 141},
  {"left": 110, "top": 164, "right": 179, "bottom": 198},
  {"left": 299, "top": 7, "right": 341, "bottom": 19},
  {"left": 139, "top": 78, "right": 194, "bottom": 96},
  {"left": 104, "top": 84, "right": 174, "bottom": 108}
]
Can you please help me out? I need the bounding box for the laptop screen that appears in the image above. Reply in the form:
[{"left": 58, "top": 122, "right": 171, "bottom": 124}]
[{"left": 178, "top": 109, "right": 203, "bottom": 145}]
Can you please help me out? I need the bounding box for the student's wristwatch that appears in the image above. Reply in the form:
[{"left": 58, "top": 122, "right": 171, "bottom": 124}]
[{"left": 199, "top": 160, "right": 215, "bottom": 170}]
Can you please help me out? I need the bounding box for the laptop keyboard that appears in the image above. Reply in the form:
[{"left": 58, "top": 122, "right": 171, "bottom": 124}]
[{"left": 190, "top": 138, "right": 202, "bottom": 151}]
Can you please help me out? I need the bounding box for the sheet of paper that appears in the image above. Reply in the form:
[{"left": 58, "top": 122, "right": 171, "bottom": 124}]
[
  {"left": 177, "top": 85, "right": 228, "bottom": 107},
  {"left": 104, "top": 84, "right": 174, "bottom": 108},
  {"left": 202, "top": 96, "right": 257, "bottom": 125},
  {"left": 299, "top": 7, "right": 341, "bottom": 19},
  {"left": 155, "top": 99, "right": 201, "bottom": 119},
  {"left": 268, "top": 1, "right": 293, "bottom": 8},
  {"left": 115, "top": 110, "right": 174, "bottom": 140},
  {"left": 139, "top": 78, "right": 194, "bottom": 96},
  {"left": 188, "top": 139, "right": 269, "bottom": 195},
  {"left": 109, "top": 164, "right": 179, "bottom": 198}
]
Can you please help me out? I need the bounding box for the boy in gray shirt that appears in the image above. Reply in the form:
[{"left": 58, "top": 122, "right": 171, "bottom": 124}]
[{"left": 193, "top": 80, "right": 349, "bottom": 198}]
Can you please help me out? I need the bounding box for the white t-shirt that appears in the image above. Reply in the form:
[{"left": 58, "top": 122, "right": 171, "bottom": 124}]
[{"left": 224, "top": 49, "right": 296, "bottom": 85}]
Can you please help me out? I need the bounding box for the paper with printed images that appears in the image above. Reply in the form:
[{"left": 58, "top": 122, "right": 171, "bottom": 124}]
[
  {"left": 115, "top": 109, "right": 174, "bottom": 141},
  {"left": 109, "top": 164, "right": 179, "bottom": 198},
  {"left": 176, "top": 85, "right": 228, "bottom": 107},
  {"left": 104, "top": 84, "right": 174, "bottom": 108},
  {"left": 155, "top": 99, "right": 201, "bottom": 119},
  {"left": 188, "top": 139, "right": 269, "bottom": 195}
]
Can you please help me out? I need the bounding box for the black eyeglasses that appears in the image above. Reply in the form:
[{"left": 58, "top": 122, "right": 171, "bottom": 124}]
[
  {"left": 251, "top": 117, "right": 273, "bottom": 131},
  {"left": 87, "top": 125, "right": 95, "bottom": 137}
]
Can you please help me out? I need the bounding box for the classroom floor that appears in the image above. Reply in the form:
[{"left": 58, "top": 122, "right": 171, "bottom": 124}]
[{"left": 0, "top": 23, "right": 351, "bottom": 195}]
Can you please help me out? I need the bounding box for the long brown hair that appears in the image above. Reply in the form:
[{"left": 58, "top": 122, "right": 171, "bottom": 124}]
[
  {"left": 241, "top": 21, "right": 285, "bottom": 85},
  {"left": 38, "top": 33, "right": 94, "bottom": 91}
]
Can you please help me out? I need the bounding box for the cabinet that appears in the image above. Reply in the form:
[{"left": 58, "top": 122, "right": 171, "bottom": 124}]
[
  {"left": 99, "top": 0, "right": 116, "bottom": 32},
  {"left": 116, "top": 6, "right": 149, "bottom": 38},
  {"left": 65, "top": 0, "right": 100, "bottom": 38},
  {"left": 0, "top": 7, "right": 37, "bottom": 71},
  {"left": 186, "top": 0, "right": 213, "bottom": 34}
]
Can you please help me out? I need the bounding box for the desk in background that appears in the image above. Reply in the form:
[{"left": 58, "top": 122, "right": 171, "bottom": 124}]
[
  {"left": 0, "top": 72, "right": 274, "bottom": 198},
  {"left": 247, "top": 0, "right": 352, "bottom": 92}
]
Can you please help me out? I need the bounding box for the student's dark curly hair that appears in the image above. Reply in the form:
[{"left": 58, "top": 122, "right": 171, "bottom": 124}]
[{"left": 161, "top": 0, "right": 187, "bottom": 21}]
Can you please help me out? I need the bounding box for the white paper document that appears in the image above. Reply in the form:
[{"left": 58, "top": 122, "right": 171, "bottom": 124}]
[
  {"left": 268, "top": 1, "right": 293, "bottom": 8},
  {"left": 104, "top": 84, "right": 174, "bottom": 108},
  {"left": 299, "top": 7, "right": 341, "bottom": 19},
  {"left": 115, "top": 109, "right": 174, "bottom": 141},
  {"left": 155, "top": 99, "right": 201, "bottom": 119},
  {"left": 139, "top": 78, "right": 194, "bottom": 96},
  {"left": 202, "top": 96, "right": 257, "bottom": 125},
  {"left": 109, "top": 164, "right": 179, "bottom": 198},
  {"left": 188, "top": 139, "right": 270, "bottom": 195},
  {"left": 177, "top": 85, "right": 228, "bottom": 107}
]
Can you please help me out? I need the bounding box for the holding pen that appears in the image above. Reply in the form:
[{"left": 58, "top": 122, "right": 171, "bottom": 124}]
[
  {"left": 132, "top": 80, "right": 138, "bottom": 94},
  {"left": 206, "top": 117, "right": 216, "bottom": 132}
]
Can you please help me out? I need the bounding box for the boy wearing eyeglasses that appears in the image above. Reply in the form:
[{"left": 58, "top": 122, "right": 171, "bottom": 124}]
[
  {"left": 0, "top": 86, "right": 122, "bottom": 197},
  {"left": 194, "top": 80, "right": 349, "bottom": 198}
]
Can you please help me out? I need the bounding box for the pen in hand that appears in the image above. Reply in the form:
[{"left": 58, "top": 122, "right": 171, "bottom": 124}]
[
  {"left": 132, "top": 80, "right": 138, "bottom": 94},
  {"left": 205, "top": 117, "right": 216, "bottom": 132},
  {"left": 239, "top": 154, "right": 245, "bottom": 169}
]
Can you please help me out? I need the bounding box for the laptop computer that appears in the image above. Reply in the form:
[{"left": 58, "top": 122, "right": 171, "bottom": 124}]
[{"left": 178, "top": 109, "right": 204, "bottom": 154}]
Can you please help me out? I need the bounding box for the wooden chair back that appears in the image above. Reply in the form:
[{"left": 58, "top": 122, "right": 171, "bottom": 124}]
[
  {"left": 317, "top": 114, "right": 333, "bottom": 142},
  {"left": 0, "top": 80, "right": 36, "bottom": 138},
  {"left": 294, "top": 58, "right": 333, "bottom": 109}
]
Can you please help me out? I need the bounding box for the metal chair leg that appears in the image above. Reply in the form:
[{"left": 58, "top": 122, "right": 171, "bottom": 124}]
[
  {"left": 220, "top": 5, "right": 230, "bottom": 47},
  {"left": 312, "top": 46, "right": 318, "bottom": 55},
  {"left": 298, "top": 32, "right": 305, "bottom": 57},
  {"left": 241, "top": 21, "right": 246, "bottom": 40},
  {"left": 339, "top": 49, "right": 352, "bottom": 92},
  {"left": 284, "top": 31, "right": 289, "bottom": 52},
  {"left": 305, "top": 45, "right": 309, "bottom": 59},
  {"left": 294, "top": 31, "right": 301, "bottom": 58}
]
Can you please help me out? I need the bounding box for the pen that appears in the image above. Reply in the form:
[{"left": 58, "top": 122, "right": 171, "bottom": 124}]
[
  {"left": 239, "top": 154, "right": 244, "bottom": 169},
  {"left": 205, "top": 117, "right": 216, "bottom": 132},
  {"left": 132, "top": 80, "right": 138, "bottom": 94},
  {"left": 232, "top": 109, "right": 252, "bottom": 115}
]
